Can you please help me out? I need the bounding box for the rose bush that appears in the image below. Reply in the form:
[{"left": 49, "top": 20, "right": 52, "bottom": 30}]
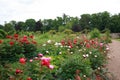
[
  {"left": 0, "top": 34, "right": 37, "bottom": 64},
  {"left": 0, "top": 53, "right": 54, "bottom": 80}
]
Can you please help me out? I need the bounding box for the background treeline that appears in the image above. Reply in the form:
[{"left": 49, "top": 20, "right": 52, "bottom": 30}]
[{"left": 0, "top": 11, "right": 120, "bottom": 34}]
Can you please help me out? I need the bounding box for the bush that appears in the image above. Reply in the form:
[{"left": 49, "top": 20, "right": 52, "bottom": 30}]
[
  {"left": 0, "top": 54, "right": 54, "bottom": 80},
  {"left": 63, "top": 29, "right": 73, "bottom": 35},
  {"left": 0, "top": 34, "right": 37, "bottom": 64},
  {"left": 57, "top": 54, "right": 92, "bottom": 80},
  {"left": 0, "top": 29, "right": 7, "bottom": 38},
  {"left": 90, "top": 28, "right": 101, "bottom": 39},
  {"left": 48, "top": 30, "right": 56, "bottom": 34}
]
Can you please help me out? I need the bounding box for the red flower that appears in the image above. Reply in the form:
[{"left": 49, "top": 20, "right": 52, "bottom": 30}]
[
  {"left": 0, "top": 40, "right": 3, "bottom": 44},
  {"left": 86, "top": 43, "right": 90, "bottom": 48},
  {"left": 73, "top": 39, "right": 77, "bottom": 44},
  {"left": 19, "top": 58, "right": 26, "bottom": 64},
  {"left": 32, "top": 40, "right": 37, "bottom": 44},
  {"left": 29, "top": 35, "right": 34, "bottom": 39},
  {"left": 15, "top": 69, "right": 22, "bottom": 74},
  {"left": 61, "top": 40, "right": 65, "bottom": 46},
  {"left": 27, "top": 77, "right": 32, "bottom": 80},
  {"left": 14, "top": 34, "right": 19, "bottom": 38},
  {"left": 41, "top": 57, "right": 51, "bottom": 67},
  {"left": 6, "top": 35, "right": 12, "bottom": 39},
  {"left": 9, "top": 41, "right": 14, "bottom": 46}
]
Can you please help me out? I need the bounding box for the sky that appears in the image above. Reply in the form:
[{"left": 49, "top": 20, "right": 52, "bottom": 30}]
[{"left": 0, "top": 0, "right": 120, "bottom": 25}]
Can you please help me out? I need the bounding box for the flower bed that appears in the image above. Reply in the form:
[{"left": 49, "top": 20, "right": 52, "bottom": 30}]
[{"left": 0, "top": 34, "right": 110, "bottom": 80}]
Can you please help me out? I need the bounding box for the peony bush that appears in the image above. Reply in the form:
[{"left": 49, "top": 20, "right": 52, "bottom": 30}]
[
  {"left": 0, "top": 33, "right": 110, "bottom": 80},
  {"left": 0, "top": 34, "right": 37, "bottom": 64}
]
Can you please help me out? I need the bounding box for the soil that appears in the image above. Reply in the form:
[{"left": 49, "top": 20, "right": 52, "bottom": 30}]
[{"left": 107, "top": 40, "right": 120, "bottom": 80}]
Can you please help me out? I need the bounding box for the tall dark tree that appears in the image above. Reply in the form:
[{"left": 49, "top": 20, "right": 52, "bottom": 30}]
[
  {"left": 25, "top": 19, "right": 36, "bottom": 31},
  {"left": 79, "top": 14, "right": 91, "bottom": 30},
  {"left": 35, "top": 20, "right": 43, "bottom": 31},
  {"left": 15, "top": 21, "right": 25, "bottom": 31}
]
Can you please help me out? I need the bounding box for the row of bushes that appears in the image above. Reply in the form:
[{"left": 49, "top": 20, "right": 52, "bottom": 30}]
[{"left": 0, "top": 31, "right": 112, "bottom": 80}]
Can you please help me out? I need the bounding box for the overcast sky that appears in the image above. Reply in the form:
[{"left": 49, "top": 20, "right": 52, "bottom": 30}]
[{"left": 0, "top": 0, "right": 120, "bottom": 24}]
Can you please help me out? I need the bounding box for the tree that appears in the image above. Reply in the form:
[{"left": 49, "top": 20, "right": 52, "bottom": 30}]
[
  {"left": 15, "top": 21, "right": 25, "bottom": 31},
  {"left": 0, "top": 24, "right": 3, "bottom": 29},
  {"left": 35, "top": 20, "right": 43, "bottom": 31},
  {"left": 25, "top": 19, "right": 36, "bottom": 31},
  {"left": 4, "top": 23, "right": 15, "bottom": 34},
  {"left": 79, "top": 14, "right": 91, "bottom": 30}
]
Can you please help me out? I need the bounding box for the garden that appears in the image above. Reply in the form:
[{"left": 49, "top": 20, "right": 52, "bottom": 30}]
[{"left": 0, "top": 28, "right": 112, "bottom": 80}]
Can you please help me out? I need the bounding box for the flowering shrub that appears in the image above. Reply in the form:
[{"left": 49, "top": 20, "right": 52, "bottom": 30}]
[
  {"left": 0, "top": 34, "right": 37, "bottom": 64},
  {"left": 36, "top": 35, "right": 109, "bottom": 80},
  {"left": 0, "top": 53, "right": 54, "bottom": 80},
  {"left": 0, "top": 33, "right": 110, "bottom": 80}
]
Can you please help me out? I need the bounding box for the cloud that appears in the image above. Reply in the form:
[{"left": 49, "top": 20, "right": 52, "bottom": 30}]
[{"left": 0, "top": 0, "right": 120, "bottom": 24}]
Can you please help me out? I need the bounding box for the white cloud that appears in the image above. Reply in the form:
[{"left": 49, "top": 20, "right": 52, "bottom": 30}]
[{"left": 0, "top": 0, "right": 120, "bottom": 24}]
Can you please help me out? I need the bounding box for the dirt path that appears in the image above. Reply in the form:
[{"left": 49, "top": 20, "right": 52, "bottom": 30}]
[{"left": 107, "top": 40, "right": 120, "bottom": 80}]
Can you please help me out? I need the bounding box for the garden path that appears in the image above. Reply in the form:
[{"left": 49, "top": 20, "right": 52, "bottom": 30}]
[{"left": 107, "top": 40, "right": 120, "bottom": 80}]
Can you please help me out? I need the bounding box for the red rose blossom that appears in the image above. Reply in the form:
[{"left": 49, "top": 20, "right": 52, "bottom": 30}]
[
  {"left": 16, "top": 69, "right": 22, "bottom": 74},
  {"left": 27, "top": 77, "right": 32, "bottom": 80},
  {"left": 19, "top": 58, "right": 26, "bottom": 64},
  {"left": 9, "top": 41, "right": 14, "bottom": 46},
  {"left": 0, "top": 40, "right": 3, "bottom": 44}
]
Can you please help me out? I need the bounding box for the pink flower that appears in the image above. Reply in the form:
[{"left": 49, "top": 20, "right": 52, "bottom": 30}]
[
  {"left": 19, "top": 58, "right": 26, "bottom": 64},
  {"left": 38, "top": 53, "right": 43, "bottom": 57},
  {"left": 29, "top": 59, "right": 33, "bottom": 62},
  {"left": 48, "top": 65, "right": 54, "bottom": 69},
  {"left": 99, "top": 43, "right": 103, "bottom": 47},
  {"left": 106, "top": 47, "right": 109, "bottom": 51}
]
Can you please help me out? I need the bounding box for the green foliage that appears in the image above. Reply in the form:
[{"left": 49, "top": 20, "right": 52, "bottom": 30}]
[
  {"left": 58, "top": 26, "right": 66, "bottom": 32},
  {"left": 57, "top": 54, "right": 92, "bottom": 80},
  {"left": 63, "top": 29, "right": 73, "bottom": 34},
  {"left": 0, "top": 29, "right": 7, "bottom": 38},
  {"left": 0, "top": 34, "right": 37, "bottom": 64},
  {"left": 48, "top": 30, "right": 56, "bottom": 35},
  {"left": 104, "top": 29, "right": 112, "bottom": 43},
  {"left": 89, "top": 49, "right": 106, "bottom": 70},
  {"left": 0, "top": 55, "right": 54, "bottom": 80},
  {"left": 90, "top": 28, "right": 101, "bottom": 39},
  {"left": 3, "top": 23, "right": 15, "bottom": 35}
]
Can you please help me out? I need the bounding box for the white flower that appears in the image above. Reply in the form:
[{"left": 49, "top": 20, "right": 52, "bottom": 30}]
[
  {"left": 42, "top": 44, "right": 46, "bottom": 46},
  {"left": 58, "top": 43, "right": 62, "bottom": 45},
  {"left": 70, "top": 52, "right": 73, "bottom": 54},
  {"left": 47, "top": 40, "right": 51, "bottom": 43},
  {"left": 76, "top": 36, "right": 80, "bottom": 39},
  {"left": 79, "top": 49, "right": 82, "bottom": 52},
  {"left": 98, "top": 67, "right": 101, "bottom": 70},
  {"left": 67, "top": 49, "right": 70, "bottom": 51},
  {"left": 54, "top": 42, "right": 58, "bottom": 46},
  {"left": 59, "top": 52, "right": 62, "bottom": 54},
  {"left": 84, "top": 48, "right": 86, "bottom": 51},
  {"left": 46, "top": 51, "right": 49, "bottom": 53},
  {"left": 83, "top": 54, "right": 86, "bottom": 58},
  {"left": 83, "top": 75, "right": 86, "bottom": 77},
  {"left": 94, "top": 55, "right": 97, "bottom": 58},
  {"left": 60, "top": 46, "right": 63, "bottom": 48},
  {"left": 89, "top": 52, "right": 92, "bottom": 54},
  {"left": 86, "top": 54, "right": 89, "bottom": 57}
]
